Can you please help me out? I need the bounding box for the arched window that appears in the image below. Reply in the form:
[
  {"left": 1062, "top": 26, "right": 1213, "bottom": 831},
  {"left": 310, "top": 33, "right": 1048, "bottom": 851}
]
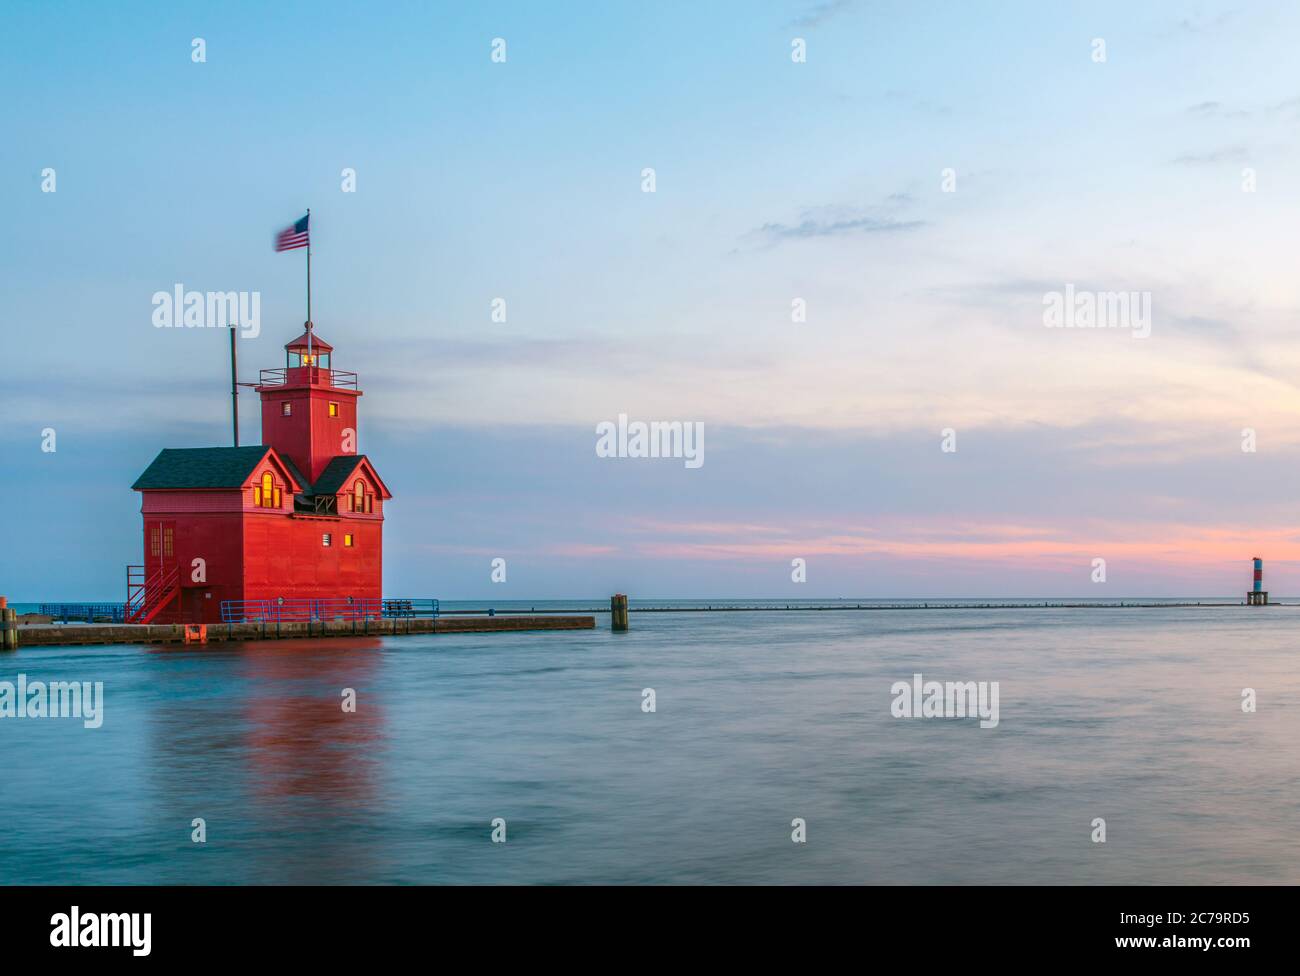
[
  {"left": 261, "top": 472, "right": 275, "bottom": 509},
  {"left": 354, "top": 479, "right": 365, "bottom": 513}
]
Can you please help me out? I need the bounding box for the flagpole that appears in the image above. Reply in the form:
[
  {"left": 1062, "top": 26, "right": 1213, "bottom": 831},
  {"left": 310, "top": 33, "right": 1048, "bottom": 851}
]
[{"left": 306, "top": 208, "right": 313, "bottom": 367}]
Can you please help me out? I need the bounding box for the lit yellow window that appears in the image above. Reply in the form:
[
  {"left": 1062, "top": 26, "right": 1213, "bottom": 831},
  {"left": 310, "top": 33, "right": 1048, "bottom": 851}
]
[
  {"left": 344, "top": 534, "right": 353, "bottom": 547},
  {"left": 329, "top": 402, "right": 339, "bottom": 417},
  {"left": 261, "top": 472, "right": 274, "bottom": 508},
  {"left": 354, "top": 479, "right": 364, "bottom": 512},
  {"left": 253, "top": 486, "right": 261, "bottom": 506}
]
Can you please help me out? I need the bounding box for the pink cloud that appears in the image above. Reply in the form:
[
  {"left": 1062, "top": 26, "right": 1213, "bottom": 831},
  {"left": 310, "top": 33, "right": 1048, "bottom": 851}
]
[{"left": 620, "top": 516, "right": 1297, "bottom": 570}]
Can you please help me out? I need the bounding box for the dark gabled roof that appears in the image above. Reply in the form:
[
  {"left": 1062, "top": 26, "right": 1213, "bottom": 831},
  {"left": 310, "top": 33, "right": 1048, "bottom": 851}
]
[
  {"left": 134, "top": 446, "right": 383, "bottom": 498},
  {"left": 279, "top": 454, "right": 313, "bottom": 496},
  {"left": 132, "top": 446, "right": 279, "bottom": 491},
  {"left": 312, "top": 455, "right": 370, "bottom": 496},
  {"left": 311, "top": 454, "right": 392, "bottom": 499}
]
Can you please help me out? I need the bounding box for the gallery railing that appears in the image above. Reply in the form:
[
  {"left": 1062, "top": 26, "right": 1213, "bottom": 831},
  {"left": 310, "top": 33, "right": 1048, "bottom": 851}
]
[{"left": 256, "top": 367, "right": 358, "bottom": 389}]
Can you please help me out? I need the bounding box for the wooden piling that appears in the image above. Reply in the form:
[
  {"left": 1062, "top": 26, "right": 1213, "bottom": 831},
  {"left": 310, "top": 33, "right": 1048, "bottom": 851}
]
[
  {"left": 0, "top": 597, "right": 17, "bottom": 651},
  {"left": 611, "top": 594, "right": 629, "bottom": 632}
]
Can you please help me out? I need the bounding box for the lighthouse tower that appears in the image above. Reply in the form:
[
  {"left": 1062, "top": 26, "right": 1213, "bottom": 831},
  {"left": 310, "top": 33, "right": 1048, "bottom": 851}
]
[
  {"left": 129, "top": 324, "right": 392, "bottom": 624},
  {"left": 257, "top": 326, "right": 360, "bottom": 483}
]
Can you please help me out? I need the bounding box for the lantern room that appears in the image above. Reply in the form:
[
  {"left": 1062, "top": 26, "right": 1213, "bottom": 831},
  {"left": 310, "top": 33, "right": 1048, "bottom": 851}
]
[{"left": 284, "top": 327, "right": 334, "bottom": 376}]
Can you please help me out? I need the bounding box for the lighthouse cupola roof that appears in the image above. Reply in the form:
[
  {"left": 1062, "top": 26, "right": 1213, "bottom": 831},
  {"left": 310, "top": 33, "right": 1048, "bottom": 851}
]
[{"left": 285, "top": 325, "right": 333, "bottom": 368}]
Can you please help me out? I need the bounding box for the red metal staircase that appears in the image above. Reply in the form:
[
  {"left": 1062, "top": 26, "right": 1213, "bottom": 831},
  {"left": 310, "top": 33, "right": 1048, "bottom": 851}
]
[{"left": 125, "top": 564, "right": 180, "bottom": 624}]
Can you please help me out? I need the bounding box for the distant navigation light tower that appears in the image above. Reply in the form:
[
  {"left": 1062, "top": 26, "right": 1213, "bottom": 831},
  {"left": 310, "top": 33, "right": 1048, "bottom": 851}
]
[{"left": 1247, "top": 556, "right": 1268, "bottom": 606}]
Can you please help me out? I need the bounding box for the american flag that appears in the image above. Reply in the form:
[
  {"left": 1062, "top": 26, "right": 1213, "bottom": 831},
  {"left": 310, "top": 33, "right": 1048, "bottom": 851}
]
[{"left": 274, "top": 213, "right": 310, "bottom": 252}]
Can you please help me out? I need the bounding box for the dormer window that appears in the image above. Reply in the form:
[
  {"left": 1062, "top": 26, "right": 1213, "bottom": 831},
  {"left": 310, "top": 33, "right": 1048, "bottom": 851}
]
[
  {"left": 253, "top": 471, "right": 282, "bottom": 509},
  {"left": 348, "top": 478, "right": 373, "bottom": 514}
]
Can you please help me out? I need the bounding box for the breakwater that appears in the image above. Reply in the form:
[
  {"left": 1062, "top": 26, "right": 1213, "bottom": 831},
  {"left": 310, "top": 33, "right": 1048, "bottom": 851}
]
[
  {"left": 12, "top": 614, "right": 594, "bottom": 647},
  {"left": 458, "top": 600, "right": 1280, "bottom": 613}
]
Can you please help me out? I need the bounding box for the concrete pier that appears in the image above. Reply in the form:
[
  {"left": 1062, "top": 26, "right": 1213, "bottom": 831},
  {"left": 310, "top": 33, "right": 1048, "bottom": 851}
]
[{"left": 14, "top": 614, "right": 595, "bottom": 647}]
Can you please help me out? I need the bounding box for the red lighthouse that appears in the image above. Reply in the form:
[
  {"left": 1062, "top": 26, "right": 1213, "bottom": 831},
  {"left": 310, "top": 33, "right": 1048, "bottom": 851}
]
[{"left": 127, "top": 325, "right": 391, "bottom": 624}]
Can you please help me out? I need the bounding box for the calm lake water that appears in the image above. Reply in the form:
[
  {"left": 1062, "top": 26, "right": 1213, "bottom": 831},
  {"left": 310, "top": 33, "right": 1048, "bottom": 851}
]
[{"left": 2, "top": 603, "right": 1298, "bottom": 884}]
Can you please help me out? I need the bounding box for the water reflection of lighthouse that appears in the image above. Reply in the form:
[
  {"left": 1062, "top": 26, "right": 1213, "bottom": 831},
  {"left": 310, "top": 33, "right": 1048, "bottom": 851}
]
[{"left": 146, "top": 639, "right": 385, "bottom": 883}]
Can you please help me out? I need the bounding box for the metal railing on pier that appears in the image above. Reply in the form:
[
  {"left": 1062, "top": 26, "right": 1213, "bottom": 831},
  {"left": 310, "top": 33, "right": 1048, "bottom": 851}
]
[
  {"left": 38, "top": 603, "right": 129, "bottom": 624},
  {"left": 219, "top": 598, "right": 438, "bottom": 624}
]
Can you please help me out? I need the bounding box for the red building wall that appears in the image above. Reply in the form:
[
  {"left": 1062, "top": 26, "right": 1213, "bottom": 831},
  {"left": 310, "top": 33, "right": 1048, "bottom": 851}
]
[
  {"left": 241, "top": 513, "right": 383, "bottom": 605},
  {"left": 140, "top": 491, "right": 246, "bottom": 624},
  {"left": 139, "top": 502, "right": 384, "bottom": 624}
]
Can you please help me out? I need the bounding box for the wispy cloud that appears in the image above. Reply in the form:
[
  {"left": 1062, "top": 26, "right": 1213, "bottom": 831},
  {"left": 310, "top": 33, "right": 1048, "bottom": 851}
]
[
  {"left": 620, "top": 515, "right": 1300, "bottom": 572},
  {"left": 883, "top": 89, "right": 953, "bottom": 117},
  {"left": 1269, "top": 95, "right": 1300, "bottom": 117},
  {"left": 923, "top": 276, "right": 1077, "bottom": 307},
  {"left": 1171, "top": 9, "right": 1236, "bottom": 35},
  {"left": 1171, "top": 145, "right": 1249, "bottom": 165},
  {"left": 746, "top": 200, "right": 926, "bottom": 245},
  {"left": 788, "top": 0, "right": 855, "bottom": 29},
  {"left": 1166, "top": 314, "right": 1236, "bottom": 336},
  {"left": 754, "top": 214, "right": 925, "bottom": 241},
  {"left": 1185, "top": 100, "right": 1251, "bottom": 121},
  {"left": 1184, "top": 98, "right": 1278, "bottom": 121}
]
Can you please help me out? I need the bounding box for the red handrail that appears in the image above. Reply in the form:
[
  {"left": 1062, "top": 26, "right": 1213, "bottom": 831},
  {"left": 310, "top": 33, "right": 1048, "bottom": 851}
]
[{"left": 125, "top": 564, "right": 180, "bottom": 623}]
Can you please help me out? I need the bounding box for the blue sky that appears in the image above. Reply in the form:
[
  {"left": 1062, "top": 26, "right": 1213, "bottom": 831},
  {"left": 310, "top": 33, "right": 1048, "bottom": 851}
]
[{"left": 5, "top": 1, "right": 1300, "bottom": 599}]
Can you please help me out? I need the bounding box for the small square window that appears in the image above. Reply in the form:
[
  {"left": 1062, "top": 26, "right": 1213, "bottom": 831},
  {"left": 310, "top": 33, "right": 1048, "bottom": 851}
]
[
  {"left": 322, "top": 533, "right": 332, "bottom": 547},
  {"left": 281, "top": 402, "right": 292, "bottom": 416},
  {"left": 344, "top": 534, "right": 353, "bottom": 547},
  {"left": 328, "top": 402, "right": 339, "bottom": 418}
]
